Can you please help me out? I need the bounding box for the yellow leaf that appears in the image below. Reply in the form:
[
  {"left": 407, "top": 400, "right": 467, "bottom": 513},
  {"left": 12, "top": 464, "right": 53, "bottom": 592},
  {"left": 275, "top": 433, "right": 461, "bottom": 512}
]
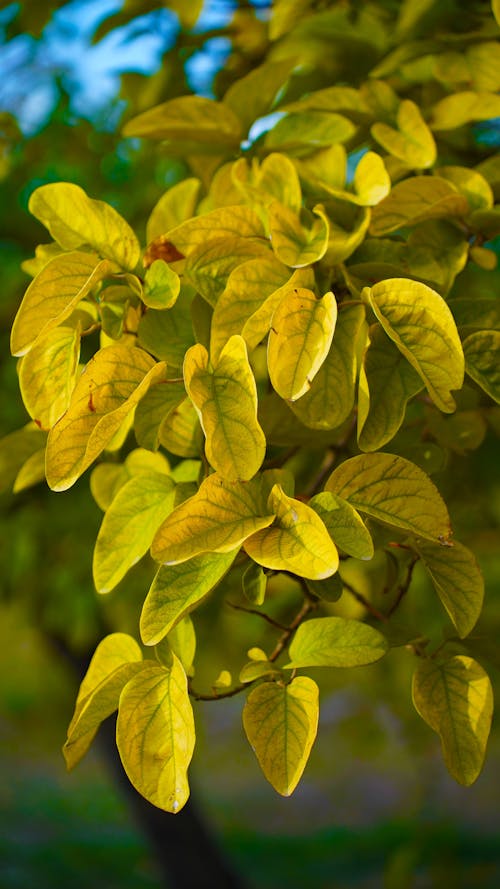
[
  {"left": 371, "top": 99, "right": 436, "bottom": 168},
  {"left": 146, "top": 178, "right": 201, "bottom": 244},
  {"left": 19, "top": 326, "right": 81, "bottom": 430},
  {"left": 134, "top": 379, "right": 187, "bottom": 452},
  {"left": 243, "top": 677, "right": 319, "bottom": 796},
  {"left": 184, "top": 336, "right": 266, "bottom": 481},
  {"left": 309, "top": 492, "right": 374, "bottom": 560},
  {"left": 242, "top": 267, "right": 315, "bottom": 352},
  {"left": 223, "top": 59, "right": 296, "bottom": 133},
  {"left": 463, "top": 331, "right": 500, "bottom": 404},
  {"left": 0, "top": 424, "right": 46, "bottom": 494},
  {"left": 268, "top": 202, "right": 329, "bottom": 267},
  {"left": 265, "top": 111, "right": 356, "bottom": 156},
  {"left": 493, "top": 0, "right": 500, "bottom": 26},
  {"left": 11, "top": 251, "right": 113, "bottom": 357},
  {"left": 151, "top": 472, "right": 276, "bottom": 565},
  {"left": 352, "top": 151, "right": 391, "bottom": 206},
  {"left": 46, "top": 346, "right": 165, "bottom": 491},
  {"left": 93, "top": 471, "right": 177, "bottom": 593},
  {"left": 244, "top": 484, "right": 339, "bottom": 580},
  {"left": 289, "top": 304, "right": 365, "bottom": 429},
  {"left": 436, "top": 166, "right": 493, "bottom": 213},
  {"left": 430, "top": 91, "right": 500, "bottom": 130},
  {"left": 13, "top": 447, "right": 46, "bottom": 493},
  {"left": 141, "top": 551, "right": 237, "bottom": 645},
  {"left": 416, "top": 540, "right": 484, "bottom": 638},
  {"left": 232, "top": 153, "right": 302, "bottom": 213},
  {"left": 143, "top": 260, "right": 180, "bottom": 309},
  {"left": 166, "top": 205, "right": 265, "bottom": 256},
  {"left": 370, "top": 176, "right": 469, "bottom": 236},
  {"left": 323, "top": 202, "right": 371, "bottom": 265},
  {"left": 123, "top": 94, "right": 243, "bottom": 148},
  {"left": 184, "top": 236, "right": 269, "bottom": 306},
  {"left": 159, "top": 398, "right": 203, "bottom": 458},
  {"left": 268, "top": 288, "right": 337, "bottom": 401},
  {"left": 167, "top": 615, "right": 196, "bottom": 676},
  {"left": 116, "top": 657, "right": 195, "bottom": 813},
  {"left": 413, "top": 656, "right": 493, "bottom": 785},
  {"left": 29, "top": 182, "right": 140, "bottom": 270},
  {"left": 325, "top": 452, "right": 451, "bottom": 542},
  {"left": 365, "top": 278, "right": 464, "bottom": 413},
  {"left": 285, "top": 616, "right": 388, "bottom": 668}
]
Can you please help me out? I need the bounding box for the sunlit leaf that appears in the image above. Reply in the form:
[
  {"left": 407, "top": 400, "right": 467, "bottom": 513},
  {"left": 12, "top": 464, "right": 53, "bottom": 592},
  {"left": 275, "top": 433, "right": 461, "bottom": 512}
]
[
  {"left": 146, "top": 178, "right": 201, "bottom": 244},
  {"left": 268, "top": 202, "right": 329, "bottom": 267},
  {"left": 232, "top": 153, "right": 302, "bottom": 213},
  {"left": 370, "top": 176, "right": 469, "bottom": 236},
  {"left": 463, "top": 331, "right": 500, "bottom": 403},
  {"left": 371, "top": 99, "right": 436, "bottom": 168},
  {"left": 285, "top": 617, "right": 388, "bottom": 668},
  {"left": 416, "top": 540, "right": 484, "bottom": 638},
  {"left": 184, "top": 236, "right": 270, "bottom": 306},
  {"left": 265, "top": 111, "right": 356, "bottom": 156},
  {"left": 413, "top": 655, "right": 493, "bottom": 785},
  {"left": 123, "top": 94, "right": 243, "bottom": 149},
  {"left": 242, "top": 267, "right": 315, "bottom": 352},
  {"left": 430, "top": 91, "right": 500, "bottom": 130},
  {"left": 223, "top": 60, "right": 295, "bottom": 133},
  {"left": 166, "top": 205, "right": 265, "bottom": 256},
  {"left": 309, "top": 491, "right": 374, "bottom": 560},
  {"left": 19, "top": 326, "right": 81, "bottom": 430},
  {"left": 143, "top": 260, "right": 180, "bottom": 309},
  {"left": 352, "top": 151, "right": 391, "bottom": 205},
  {"left": 243, "top": 677, "right": 319, "bottom": 796},
  {"left": 166, "top": 615, "right": 196, "bottom": 676}
]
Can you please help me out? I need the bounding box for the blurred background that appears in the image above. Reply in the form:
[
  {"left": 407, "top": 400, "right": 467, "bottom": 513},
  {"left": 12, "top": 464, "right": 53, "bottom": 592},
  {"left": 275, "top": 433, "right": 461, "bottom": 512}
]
[{"left": 1, "top": 1, "right": 499, "bottom": 887}]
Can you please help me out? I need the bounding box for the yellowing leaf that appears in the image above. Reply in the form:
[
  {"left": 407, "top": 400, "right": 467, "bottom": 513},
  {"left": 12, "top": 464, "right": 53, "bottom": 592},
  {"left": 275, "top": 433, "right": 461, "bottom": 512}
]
[
  {"left": 46, "top": 346, "right": 165, "bottom": 491},
  {"left": 11, "top": 251, "right": 112, "bottom": 357},
  {"left": 370, "top": 176, "right": 469, "bottom": 236},
  {"left": 184, "top": 236, "right": 270, "bottom": 306},
  {"left": 285, "top": 616, "right": 388, "bottom": 668},
  {"left": 184, "top": 336, "right": 266, "bottom": 481},
  {"left": 430, "top": 91, "right": 500, "bottom": 130},
  {"left": 167, "top": 615, "right": 196, "bottom": 676},
  {"left": 268, "top": 289, "right": 337, "bottom": 401},
  {"left": 143, "top": 260, "right": 180, "bottom": 309},
  {"left": 242, "top": 267, "right": 315, "bottom": 352},
  {"left": 244, "top": 484, "right": 339, "bottom": 580},
  {"left": 289, "top": 304, "right": 365, "bottom": 429},
  {"left": 13, "top": 447, "right": 46, "bottom": 493},
  {"left": 242, "top": 561, "right": 267, "bottom": 605},
  {"left": 323, "top": 203, "right": 370, "bottom": 265},
  {"left": 134, "top": 380, "right": 187, "bottom": 451},
  {"left": 416, "top": 540, "right": 484, "bottom": 638},
  {"left": 243, "top": 677, "right": 319, "bottom": 796},
  {"left": 29, "top": 182, "right": 140, "bottom": 271},
  {"left": 0, "top": 424, "right": 46, "bottom": 494},
  {"left": 436, "top": 166, "right": 493, "bottom": 213},
  {"left": 412, "top": 656, "right": 493, "bottom": 785},
  {"left": 268, "top": 202, "right": 329, "bottom": 267},
  {"left": 64, "top": 632, "right": 143, "bottom": 769},
  {"left": 357, "top": 323, "right": 423, "bottom": 451},
  {"left": 371, "top": 99, "right": 436, "bottom": 168},
  {"left": 232, "top": 153, "right": 302, "bottom": 213},
  {"left": 146, "top": 178, "right": 201, "bottom": 244},
  {"left": 166, "top": 205, "right": 265, "bottom": 256},
  {"left": 151, "top": 472, "right": 276, "bottom": 565},
  {"left": 141, "top": 551, "right": 237, "bottom": 645},
  {"left": 463, "top": 331, "right": 500, "bottom": 403},
  {"left": 223, "top": 59, "right": 295, "bottom": 134},
  {"left": 325, "top": 452, "right": 451, "bottom": 542},
  {"left": 352, "top": 151, "right": 391, "bottom": 205},
  {"left": 365, "top": 278, "right": 464, "bottom": 413},
  {"left": 19, "top": 326, "right": 81, "bottom": 430},
  {"left": 116, "top": 657, "right": 195, "bottom": 813},
  {"left": 309, "top": 492, "right": 374, "bottom": 560},
  {"left": 159, "top": 398, "right": 203, "bottom": 458},
  {"left": 265, "top": 111, "right": 356, "bottom": 156},
  {"left": 493, "top": 0, "right": 500, "bottom": 26},
  {"left": 123, "top": 95, "right": 243, "bottom": 149},
  {"left": 93, "top": 471, "right": 176, "bottom": 593}
]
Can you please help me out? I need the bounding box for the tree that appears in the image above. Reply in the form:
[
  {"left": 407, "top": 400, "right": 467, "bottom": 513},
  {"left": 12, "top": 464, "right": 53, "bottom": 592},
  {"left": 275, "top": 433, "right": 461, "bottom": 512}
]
[{"left": 3, "top": 0, "right": 500, "bottom": 831}]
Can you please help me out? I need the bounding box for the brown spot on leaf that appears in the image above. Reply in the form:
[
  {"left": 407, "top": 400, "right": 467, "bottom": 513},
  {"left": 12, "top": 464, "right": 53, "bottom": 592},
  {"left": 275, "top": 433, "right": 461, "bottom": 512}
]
[{"left": 143, "top": 236, "right": 185, "bottom": 269}]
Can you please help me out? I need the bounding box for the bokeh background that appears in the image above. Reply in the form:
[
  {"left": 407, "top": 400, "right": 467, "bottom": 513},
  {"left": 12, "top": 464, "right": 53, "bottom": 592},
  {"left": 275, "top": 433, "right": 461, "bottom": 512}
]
[{"left": 1, "top": 2, "right": 499, "bottom": 887}]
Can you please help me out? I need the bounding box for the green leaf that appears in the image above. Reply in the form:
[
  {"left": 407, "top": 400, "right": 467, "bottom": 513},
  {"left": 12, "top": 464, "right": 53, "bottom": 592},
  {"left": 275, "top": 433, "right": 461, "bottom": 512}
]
[
  {"left": 141, "top": 551, "right": 237, "bottom": 645},
  {"left": 223, "top": 60, "right": 295, "bottom": 134},
  {"left": 371, "top": 99, "right": 436, "bottom": 168},
  {"left": 184, "top": 236, "right": 270, "bottom": 307},
  {"left": 146, "top": 178, "right": 201, "bottom": 244},
  {"left": 436, "top": 166, "right": 493, "bottom": 213},
  {"left": 90, "top": 448, "right": 170, "bottom": 511},
  {"left": 64, "top": 633, "right": 144, "bottom": 770},
  {"left": 243, "top": 677, "right": 319, "bottom": 796},
  {"left": 325, "top": 452, "right": 452, "bottom": 542},
  {"left": 370, "top": 176, "right": 469, "bottom": 236},
  {"left": 134, "top": 380, "right": 187, "bottom": 451},
  {"left": 184, "top": 336, "right": 266, "bottom": 481},
  {"left": 239, "top": 661, "right": 282, "bottom": 683},
  {"left": 265, "top": 111, "right": 356, "bottom": 156},
  {"left": 93, "top": 471, "right": 176, "bottom": 593},
  {"left": 151, "top": 472, "right": 276, "bottom": 565},
  {"left": 309, "top": 492, "right": 374, "bottom": 560},
  {"left": 138, "top": 284, "right": 195, "bottom": 368},
  {"left": 430, "top": 91, "right": 500, "bottom": 130},
  {"left": 242, "top": 561, "right": 267, "bottom": 605},
  {"left": 412, "top": 656, "right": 493, "bottom": 785},
  {"left": 232, "top": 153, "right": 302, "bottom": 213},
  {"left": 357, "top": 323, "right": 423, "bottom": 451},
  {"left": 323, "top": 202, "right": 370, "bottom": 265},
  {"left": 244, "top": 484, "right": 339, "bottom": 580},
  {"left": 492, "top": 0, "right": 500, "bottom": 26},
  {"left": 12, "top": 447, "right": 47, "bottom": 494},
  {"left": 285, "top": 616, "right": 388, "bottom": 668},
  {"left": 166, "top": 205, "right": 265, "bottom": 256},
  {"left": 416, "top": 540, "right": 484, "bottom": 638},
  {"left": 365, "top": 278, "right": 464, "bottom": 413},
  {"left": 123, "top": 95, "right": 243, "bottom": 149},
  {"left": 305, "top": 573, "right": 343, "bottom": 603},
  {"left": 268, "top": 203, "right": 330, "bottom": 267},
  {"left": 159, "top": 397, "right": 203, "bottom": 459},
  {"left": 143, "top": 260, "right": 180, "bottom": 309},
  {"left": 45, "top": 346, "right": 165, "bottom": 491},
  {"left": 19, "top": 326, "right": 81, "bottom": 430},
  {"left": 11, "top": 251, "right": 113, "bottom": 357},
  {"left": 463, "top": 331, "right": 500, "bottom": 403},
  {"left": 0, "top": 424, "right": 47, "bottom": 494},
  {"left": 166, "top": 616, "right": 196, "bottom": 676},
  {"left": 29, "top": 182, "right": 140, "bottom": 271},
  {"left": 116, "top": 657, "right": 195, "bottom": 813},
  {"left": 289, "top": 304, "right": 365, "bottom": 429},
  {"left": 268, "top": 288, "right": 337, "bottom": 401}
]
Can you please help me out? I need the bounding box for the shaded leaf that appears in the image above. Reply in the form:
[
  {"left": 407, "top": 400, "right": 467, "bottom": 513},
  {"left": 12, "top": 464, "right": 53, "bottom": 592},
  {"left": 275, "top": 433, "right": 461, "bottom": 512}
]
[
  {"left": 268, "top": 202, "right": 329, "bottom": 267},
  {"left": 232, "top": 153, "right": 302, "bottom": 213},
  {"left": 134, "top": 380, "right": 187, "bottom": 451},
  {"left": 143, "top": 260, "right": 180, "bottom": 309},
  {"left": 309, "top": 491, "right": 374, "bottom": 560},
  {"left": 242, "top": 561, "right": 267, "bottom": 605},
  {"left": 0, "top": 424, "right": 47, "bottom": 494},
  {"left": 416, "top": 540, "right": 484, "bottom": 638},
  {"left": 370, "top": 176, "right": 469, "bottom": 236},
  {"left": 138, "top": 285, "right": 195, "bottom": 368},
  {"left": 123, "top": 94, "right": 242, "bottom": 148},
  {"left": 371, "top": 99, "right": 436, "bottom": 168},
  {"left": 223, "top": 60, "right": 295, "bottom": 134},
  {"left": 265, "top": 111, "right": 356, "bottom": 156},
  {"left": 463, "top": 331, "right": 500, "bottom": 403},
  {"left": 286, "top": 616, "right": 388, "bottom": 668}
]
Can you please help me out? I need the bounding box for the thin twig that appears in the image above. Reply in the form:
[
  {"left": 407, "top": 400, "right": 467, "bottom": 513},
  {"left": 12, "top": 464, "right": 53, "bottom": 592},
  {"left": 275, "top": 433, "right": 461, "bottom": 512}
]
[
  {"left": 341, "top": 578, "right": 389, "bottom": 623},
  {"left": 226, "top": 600, "right": 289, "bottom": 631},
  {"left": 387, "top": 555, "right": 419, "bottom": 617}
]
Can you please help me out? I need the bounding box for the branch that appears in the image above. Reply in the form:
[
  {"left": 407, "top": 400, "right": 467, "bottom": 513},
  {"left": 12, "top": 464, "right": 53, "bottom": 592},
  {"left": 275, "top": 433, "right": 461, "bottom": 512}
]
[
  {"left": 226, "top": 600, "right": 289, "bottom": 630},
  {"left": 341, "top": 578, "right": 389, "bottom": 623},
  {"left": 387, "top": 555, "right": 419, "bottom": 617}
]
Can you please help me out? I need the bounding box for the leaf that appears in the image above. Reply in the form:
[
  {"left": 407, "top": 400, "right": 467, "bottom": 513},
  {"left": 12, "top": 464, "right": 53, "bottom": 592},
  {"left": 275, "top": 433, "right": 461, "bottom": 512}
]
[
  {"left": 242, "top": 561, "right": 267, "bottom": 605},
  {"left": 138, "top": 285, "right": 195, "bottom": 368},
  {"left": 166, "top": 205, "right": 265, "bottom": 256},
  {"left": 151, "top": 472, "right": 276, "bottom": 565},
  {"left": 268, "top": 289, "right": 337, "bottom": 401},
  {"left": 29, "top": 182, "right": 140, "bottom": 271},
  {"left": 141, "top": 551, "right": 237, "bottom": 645},
  {"left": 325, "top": 452, "right": 452, "bottom": 542},
  {"left": 134, "top": 380, "right": 187, "bottom": 451},
  {"left": 116, "top": 657, "right": 195, "bottom": 813},
  {"left": 223, "top": 59, "right": 295, "bottom": 134},
  {"left": 463, "top": 331, "right": 500, "bottom": 403},
  {"left": 45, "top": 346, "right": 165, "bottom": 491},
  {"left": 64, "top": 633, "right": 143, "bottom": 770},
  {"left": 143, "top": 260, "right": 180, "bottom": 309},
  {"left": 268, "top": 203, "right": 330, "bottom": 267},
  {"left": 184, "top": 336, "right": 266, "bottom": 481},
  {"left": 232, "top": 153, "right": 302, "bottom": 213},
  {"left": 436, "top": 166, "right": 493, "bottom": 213},
  {"left": 305, "top": 573, "right": 343, "bottom": 603},
  {"left": 167, "top": 616, "right": 196, "bottom": 676},
  {"left": 184, "top": 236, "right": 270, "bottom": 306},
  {"left": 430, "top": 91, "right": 500, "bottom": 130},
  {"left": 13, "top": 447, "right": 46, "bottom": 493},
  {"left": 244, "top": 484, "right": 339, "bottom": 580},
  {"left": 159, "top": 398, "right": 203, "bottom": 458},
  {"left": 123, "top": 94, "right": 242, "bottom": 149},
  {"left": 93, "top": 472, "right": 176, "bottom": 593},
  {"left": 365, "top": 278, "right": 464, "bottom": 413},
  {"left": 357, "top": 323, "right": 423, "bottom": 451},
  {"left": 289, "top": 304, "right": 365, "bottom": 429},
  {"left": 416, "top": 540, "right": 484, "bottom": 638},
  {"left": 309, "top": 492, "right": 374, "bottom": 560},
  {"left": 265, "top": 111, "right": 356, "bottom": 156},
  {"left": 371, "top": 99, "right": 436, "bottom": 168},
  {"left": 0, "top": 424, "right": 47, "bottom": 494},
  {"left": 19, "top": 326, "right": 81, "bottom": 430},
  {"left": 239, "top": 661, "right": 281, "bottom": 683},
  {"left": 242, "top": 267, "right": 315, "bottom": 352},
  {"left": 285, "top": 616, "right": 388, "bottom": 668},
  {"left": 492, "top": 0, "right": 500, "bottom": 27},
  {"left": 370, "top": 176, "right": 469, "bottom": 236},
  {"left": 11, "top": 251, "right": 113, "bottom": 357},
  {"left": 146, "top": 178, "right": 201, "bottom": 244},
  {"left": 351, "top": 151, "right": 391, "bottom": 206},
  {"left": 323, "top": 202, "right": 370, "bottom": 265},
  {"left": 412, "top": 656, "right": 493, "bottom": 785},
  {"left": 243, "top": 677, "right": 319, "bottom": 796}
]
